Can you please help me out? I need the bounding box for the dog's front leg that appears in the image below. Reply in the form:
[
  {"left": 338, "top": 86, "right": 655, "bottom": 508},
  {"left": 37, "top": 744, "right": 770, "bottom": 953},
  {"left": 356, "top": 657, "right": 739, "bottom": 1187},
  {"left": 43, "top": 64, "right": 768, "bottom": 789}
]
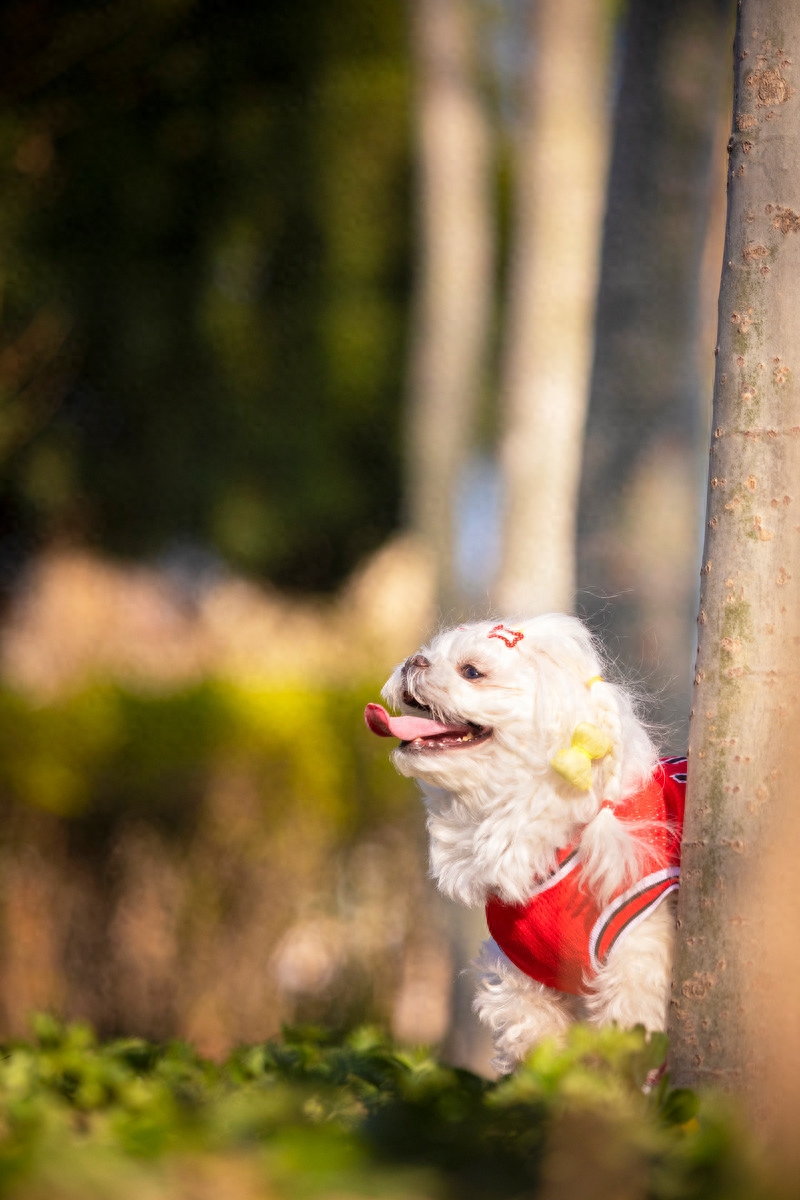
[
  {"left": 473, "top": 939, "right": 573, "bottom": 1073},
  {"left": 584, "top": 896, "right": 676, "bottom": 1033}
]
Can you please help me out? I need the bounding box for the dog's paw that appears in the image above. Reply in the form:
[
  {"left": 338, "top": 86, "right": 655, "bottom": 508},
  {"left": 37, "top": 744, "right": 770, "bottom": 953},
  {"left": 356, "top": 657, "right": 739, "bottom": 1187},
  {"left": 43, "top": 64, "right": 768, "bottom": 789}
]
[{"left": 472, "top": 941, "right": 572, "bottom": 1072}]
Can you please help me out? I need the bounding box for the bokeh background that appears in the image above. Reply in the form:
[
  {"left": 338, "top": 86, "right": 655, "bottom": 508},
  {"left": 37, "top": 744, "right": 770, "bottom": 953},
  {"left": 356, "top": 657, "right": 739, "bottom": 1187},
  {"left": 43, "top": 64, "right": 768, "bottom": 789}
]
[{"left": 0, "top": 0, "right": 733, "bottom": 1066}]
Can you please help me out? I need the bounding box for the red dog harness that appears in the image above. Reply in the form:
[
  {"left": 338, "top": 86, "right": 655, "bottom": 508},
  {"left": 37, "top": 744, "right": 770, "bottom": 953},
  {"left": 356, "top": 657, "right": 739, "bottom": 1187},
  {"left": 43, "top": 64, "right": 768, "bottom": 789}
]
[{"left": 485, "top": 758, "right": 687, "bottom": 995}]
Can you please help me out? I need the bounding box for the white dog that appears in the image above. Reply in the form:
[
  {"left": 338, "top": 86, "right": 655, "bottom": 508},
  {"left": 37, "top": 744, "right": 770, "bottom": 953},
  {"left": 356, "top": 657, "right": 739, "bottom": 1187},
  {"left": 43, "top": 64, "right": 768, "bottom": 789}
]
[{"left": 365, "top": 614, "right": 686, "bottom": 1072}]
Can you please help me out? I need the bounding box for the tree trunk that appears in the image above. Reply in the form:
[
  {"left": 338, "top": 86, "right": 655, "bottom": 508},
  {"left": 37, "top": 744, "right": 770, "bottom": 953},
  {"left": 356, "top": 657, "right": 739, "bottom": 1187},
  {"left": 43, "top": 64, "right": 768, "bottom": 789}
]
[
  {"left": 577, "top": 0, "right": 733, "bottom": 741},
  {"left": 494, "top": 0, "right": 611, "bottom": 616},
  {"left": 405, "top": 0, "right": 496, "bottom": 1075},
  {"left": 669, "top": 0, "right": 800, "bottom": 1121},
  {"left": 405, "top": 0, "right": 494, "bottom": 615}
]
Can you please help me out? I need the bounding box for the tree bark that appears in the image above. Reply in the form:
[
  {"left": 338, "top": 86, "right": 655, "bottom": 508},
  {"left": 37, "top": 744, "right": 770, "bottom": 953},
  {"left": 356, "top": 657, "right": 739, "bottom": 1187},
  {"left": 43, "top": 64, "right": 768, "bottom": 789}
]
[
  {"left": 577, "top": 0, "right": 733, "bottom": 740},
  {"left": 405, "top": 0, "right": 494, "bottom": 615},
  {"left": 494, "top": 0, "right": 611, "bottom": 616},
  {"left": 669, "top": 0, "right": 800, "bottom": 1113}
]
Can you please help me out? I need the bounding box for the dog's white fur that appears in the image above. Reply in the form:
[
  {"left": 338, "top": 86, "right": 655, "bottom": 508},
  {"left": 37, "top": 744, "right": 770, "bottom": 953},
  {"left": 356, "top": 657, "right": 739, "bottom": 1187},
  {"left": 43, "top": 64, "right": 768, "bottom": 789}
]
[{"left": 381, "top": 614, "right": 675, "bottom": 1072}]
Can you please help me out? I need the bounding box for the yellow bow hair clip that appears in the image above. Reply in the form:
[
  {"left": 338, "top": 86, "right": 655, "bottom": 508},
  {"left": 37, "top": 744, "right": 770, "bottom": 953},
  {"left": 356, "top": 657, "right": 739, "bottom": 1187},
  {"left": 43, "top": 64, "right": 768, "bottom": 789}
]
[{"left": 550, "top": 723, "right": 613, "bottom": 791}]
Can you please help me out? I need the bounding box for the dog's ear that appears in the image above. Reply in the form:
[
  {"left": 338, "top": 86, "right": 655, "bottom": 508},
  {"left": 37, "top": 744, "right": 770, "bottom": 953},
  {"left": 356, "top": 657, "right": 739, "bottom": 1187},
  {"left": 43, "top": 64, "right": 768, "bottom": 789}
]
[
  {"left": 525, "top": 642, "right": 638, "bottom": 901},
  {"left": 507, "top": 614, "right": 658, "bottom": 903},
  {"left": 579, "top": 676, "right": 655, "bottom": 902},
  {"left": 578, "top": 801, "right": 649, "bottom": 903}
]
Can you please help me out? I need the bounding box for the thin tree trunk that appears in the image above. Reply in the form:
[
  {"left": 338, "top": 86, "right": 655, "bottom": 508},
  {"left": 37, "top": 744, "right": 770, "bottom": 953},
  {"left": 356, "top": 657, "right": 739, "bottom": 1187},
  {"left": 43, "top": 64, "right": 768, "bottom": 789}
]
[
  {"left": 494, "top": 0, "right": 611, "bottom": 616},
  {"left": 405, "top": 0, "right": 494, "bottom": 615},
  {"left": 406, "top": 0, "right": 496, "bottom": 1075},
  {"left": 669, "top": 0, "right": 800, "bottom": 1120},
  {"left": 578, "top": 0, "right": 733, "bottom": 740}
]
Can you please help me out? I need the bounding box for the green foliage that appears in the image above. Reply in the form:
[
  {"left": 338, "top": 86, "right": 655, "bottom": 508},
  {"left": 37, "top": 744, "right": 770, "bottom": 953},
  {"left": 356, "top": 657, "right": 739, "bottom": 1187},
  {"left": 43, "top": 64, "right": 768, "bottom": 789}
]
[
  {"left": 0, "top": 679, "right": 408, "bottom": 829},
  {"left": 0, "top": 0, "right": 411, "bottom": 590},
  {"left": 0, "top": 1018, "right": 762, "bottom": 1200}
]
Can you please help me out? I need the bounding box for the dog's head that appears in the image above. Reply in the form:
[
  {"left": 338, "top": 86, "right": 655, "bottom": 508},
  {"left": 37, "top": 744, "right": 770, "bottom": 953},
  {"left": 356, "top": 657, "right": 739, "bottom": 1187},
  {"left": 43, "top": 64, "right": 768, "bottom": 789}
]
[
  {"left": 366, "top": 614, "right": 660, "bottom": 904},
  {"left": 368, "top": 614, "right": 631, "bottom": 797}
]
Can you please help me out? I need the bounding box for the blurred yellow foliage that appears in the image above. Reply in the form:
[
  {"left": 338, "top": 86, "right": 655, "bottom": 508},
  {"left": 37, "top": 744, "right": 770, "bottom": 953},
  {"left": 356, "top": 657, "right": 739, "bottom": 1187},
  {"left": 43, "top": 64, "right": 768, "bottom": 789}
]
[{"left": 0, "top": 679, "right": 451, "bottom": 1054}]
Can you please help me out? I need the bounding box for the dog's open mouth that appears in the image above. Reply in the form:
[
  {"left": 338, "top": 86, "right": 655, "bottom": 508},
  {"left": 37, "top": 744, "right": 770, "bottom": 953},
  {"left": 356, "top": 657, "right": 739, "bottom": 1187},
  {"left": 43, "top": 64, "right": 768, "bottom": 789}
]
[{"left": 364, "top": 703, "right": 491, "bottom": 752}]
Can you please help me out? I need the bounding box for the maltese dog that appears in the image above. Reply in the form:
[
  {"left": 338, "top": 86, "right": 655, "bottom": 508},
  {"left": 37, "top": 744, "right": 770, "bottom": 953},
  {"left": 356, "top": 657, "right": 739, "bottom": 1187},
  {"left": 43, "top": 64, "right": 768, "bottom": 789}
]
[{"left": 365, "top": 614, "right": 686, "bottom": 1072}]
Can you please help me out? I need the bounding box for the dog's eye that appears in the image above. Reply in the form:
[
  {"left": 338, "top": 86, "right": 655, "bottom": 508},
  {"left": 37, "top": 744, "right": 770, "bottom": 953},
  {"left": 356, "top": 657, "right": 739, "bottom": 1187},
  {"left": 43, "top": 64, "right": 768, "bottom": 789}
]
[{"left": 459, "top": 663, "right": 484, "bottom": 681}]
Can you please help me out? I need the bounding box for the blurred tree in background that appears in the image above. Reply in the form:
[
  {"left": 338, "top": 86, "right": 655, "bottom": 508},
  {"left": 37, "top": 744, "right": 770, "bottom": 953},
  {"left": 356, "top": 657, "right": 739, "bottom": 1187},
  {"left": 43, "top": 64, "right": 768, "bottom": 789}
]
[
  {"left": 0, "top": 0, "right": 410, "bottom": 592},
  {"left": 579, "top": 0, "right": 732, "bottom": 738},
  {"left": 404, "top": 0, "right": 494, "bottom": 617},
  {"left": 494, "top": 0, "right": 612, "bottom": 617}
]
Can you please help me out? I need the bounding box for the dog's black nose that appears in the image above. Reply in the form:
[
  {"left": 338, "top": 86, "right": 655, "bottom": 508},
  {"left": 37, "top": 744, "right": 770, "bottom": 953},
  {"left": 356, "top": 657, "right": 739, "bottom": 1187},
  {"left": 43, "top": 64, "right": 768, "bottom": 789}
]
[{"left": 408, "top": 654, "right": 430, "bottom": 670}]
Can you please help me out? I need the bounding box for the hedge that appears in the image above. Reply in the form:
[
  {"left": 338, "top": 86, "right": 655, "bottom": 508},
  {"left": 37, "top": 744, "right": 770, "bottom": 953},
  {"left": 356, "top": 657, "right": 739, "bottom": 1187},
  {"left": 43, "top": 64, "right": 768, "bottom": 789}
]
[{"left": 0, "top": 1017, "right": 761, "bottom": 1200}]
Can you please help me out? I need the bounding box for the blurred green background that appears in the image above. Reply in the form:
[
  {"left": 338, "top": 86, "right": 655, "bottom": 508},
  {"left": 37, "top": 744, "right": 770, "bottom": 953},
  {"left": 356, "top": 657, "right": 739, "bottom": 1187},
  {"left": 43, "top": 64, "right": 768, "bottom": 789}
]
[
  {"left": 0, "top": 0, "right": 734, "bottom": 1068},
  {"left": 0, "top": 0, "right": 440, "bottom": 1058},
  {"left": 0, "top": 0, "right": 410, "bottom": 591},
  {"left": 0, "top": 0, "right": 775, "bottom": 1193}
]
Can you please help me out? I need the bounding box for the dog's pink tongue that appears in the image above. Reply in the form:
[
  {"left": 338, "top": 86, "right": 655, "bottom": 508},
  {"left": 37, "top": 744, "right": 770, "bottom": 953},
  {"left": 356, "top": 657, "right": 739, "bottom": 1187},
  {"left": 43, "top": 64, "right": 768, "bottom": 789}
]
[{"left": 364, "top": 703, "right": 469, "bottom": 741}]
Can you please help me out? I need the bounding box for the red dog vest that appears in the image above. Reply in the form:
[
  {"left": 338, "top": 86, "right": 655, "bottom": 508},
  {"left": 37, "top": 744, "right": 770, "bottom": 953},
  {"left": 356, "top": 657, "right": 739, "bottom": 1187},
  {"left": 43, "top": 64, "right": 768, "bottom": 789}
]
[{"left": 485, "top": 758, "right": 687, "bottom": 996}]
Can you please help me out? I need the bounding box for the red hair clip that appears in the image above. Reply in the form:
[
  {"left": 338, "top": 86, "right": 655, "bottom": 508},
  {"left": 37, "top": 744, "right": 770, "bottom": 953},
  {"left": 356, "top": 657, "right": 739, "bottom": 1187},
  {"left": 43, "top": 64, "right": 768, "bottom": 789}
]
[{"left": 488, "top": 624, "right": 524, "bottom": 649}]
